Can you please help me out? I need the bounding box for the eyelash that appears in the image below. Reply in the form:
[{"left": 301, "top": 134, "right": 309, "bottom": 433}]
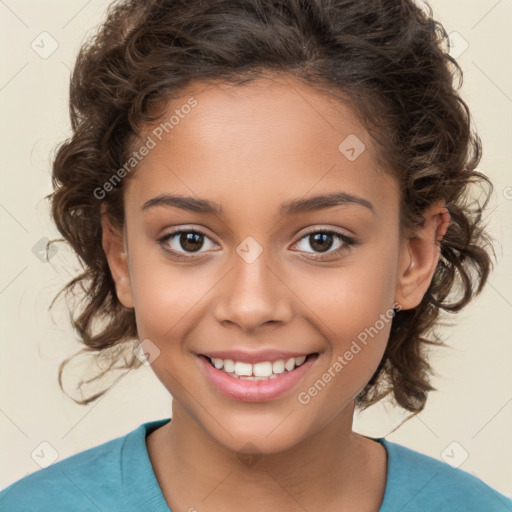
[
  {"left": 157, "top": 227, "right": 358, "bottom": 262},
  {"left": 157, "top": 229, "right": 359, "bottom": 261}
]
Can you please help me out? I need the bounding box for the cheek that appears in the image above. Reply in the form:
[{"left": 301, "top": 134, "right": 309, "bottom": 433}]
[
  {"left": 127, "top": 240, "right": 209, "bottom": 341},
  {"left": 296, "top": 242, "right": 399, "bottom": 340},
  {"left": 293, "top": 245, "right": 398, "bottom": 404}
]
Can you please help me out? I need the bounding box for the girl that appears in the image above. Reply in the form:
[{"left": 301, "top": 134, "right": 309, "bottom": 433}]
[{"left": 1, "top": 0, "right": 510, "bottom": 510}]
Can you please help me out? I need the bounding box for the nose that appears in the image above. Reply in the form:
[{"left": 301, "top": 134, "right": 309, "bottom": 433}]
[{"left": 213, "top": 249, "right": 294, "bottom": 333}]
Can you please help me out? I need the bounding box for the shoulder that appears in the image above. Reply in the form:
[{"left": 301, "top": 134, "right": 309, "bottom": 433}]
[
  {"left": 0, "top": 426, "right": 137, "bottom": 512},
  {"left": 379, "top": 438, "right": 512, "bottom": 512}
]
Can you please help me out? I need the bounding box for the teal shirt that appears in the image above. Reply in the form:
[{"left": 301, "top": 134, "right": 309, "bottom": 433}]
[{"left": 1, "top": 418, "right": 511, "bottom": 511}]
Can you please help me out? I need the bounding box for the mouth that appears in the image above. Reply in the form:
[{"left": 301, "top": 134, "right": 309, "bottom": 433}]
[
  {"left": 202, "top": 353, "right": 316, "bottom": 379},
  {"left": 197, "top": 352, "right": 319, "bottom": 402}
]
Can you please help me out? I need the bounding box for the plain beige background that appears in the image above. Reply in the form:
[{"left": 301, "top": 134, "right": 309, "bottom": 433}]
[{"left": 1, "top": 0, "right": 511, "bottom": 499}]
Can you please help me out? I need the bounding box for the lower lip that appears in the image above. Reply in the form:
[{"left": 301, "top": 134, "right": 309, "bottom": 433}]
[{"left": 198, "top": 355, "right": 317, "bottom": 402}]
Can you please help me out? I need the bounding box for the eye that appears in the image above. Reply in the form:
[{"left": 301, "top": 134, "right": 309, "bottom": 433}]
[
  {"left": 157, "top": 226, "right": 358, "bottom": 262},
  {"left": 157, "top": 228, "right": 217, "bottom": 260},
  {"left": 292, "top": 229, "right": 357, "bottom": 261}
]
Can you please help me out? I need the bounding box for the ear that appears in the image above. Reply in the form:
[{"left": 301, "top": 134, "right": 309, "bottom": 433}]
[
  {"left": 101, "top": 209, "right": 134, "bottom": 309},
  {"left": 394, "top": 201, "right": 451, "bottom": 310}
]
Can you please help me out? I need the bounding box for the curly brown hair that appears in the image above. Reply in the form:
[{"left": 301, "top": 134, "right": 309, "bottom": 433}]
[{"left": 49, "top": 0, "right": 494, "bottom": 414}]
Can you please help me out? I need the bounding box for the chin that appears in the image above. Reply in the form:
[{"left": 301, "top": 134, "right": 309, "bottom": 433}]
[{"left": 202, "top": 411, "right": 314, "bottom": 456}]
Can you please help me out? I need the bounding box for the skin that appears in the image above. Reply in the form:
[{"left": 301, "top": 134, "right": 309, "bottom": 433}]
[{"left": 102, "top": 75, "right": 450, "bottom": 512}]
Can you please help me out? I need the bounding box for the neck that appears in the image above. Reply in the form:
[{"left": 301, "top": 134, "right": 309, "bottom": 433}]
[{"left": 146, "top": 401, "right": 386, "bottom": 512}]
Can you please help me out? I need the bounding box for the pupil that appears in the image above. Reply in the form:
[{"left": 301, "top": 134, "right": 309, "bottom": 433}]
[
  {"left": 178, "top": 232, "right": 334, "bottom": 254},
  {"left": 181, "top": 232, "right": 203, "bottom": 252},
  {"left": 310, "top": 233, "right": 332, "bottom": 253}
]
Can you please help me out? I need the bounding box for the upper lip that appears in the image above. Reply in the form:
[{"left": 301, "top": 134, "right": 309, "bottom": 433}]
[{"left": 199, "top": 350, "right": 316, "bottom": 364}]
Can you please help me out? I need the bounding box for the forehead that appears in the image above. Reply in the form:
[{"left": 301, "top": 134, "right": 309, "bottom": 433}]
[{"left": 127, "top": 75, "right": 399, "bottom": 218}]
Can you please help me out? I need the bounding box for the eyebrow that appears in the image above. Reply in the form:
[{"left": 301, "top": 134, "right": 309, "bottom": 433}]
[{"left": 141, "top": 191, "right": 375, "bottom": 216}]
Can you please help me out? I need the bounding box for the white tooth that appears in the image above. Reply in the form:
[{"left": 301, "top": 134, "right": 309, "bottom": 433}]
[
  {"left": 224, "top": 359, "right": 235, "bottom": 373},
  {"left": 284, "top": 358, "right": 296, "bottom": 371},
  {"left": 272, "top": 359, "right": 285, "bottom": 374},
  {"left": 253, "top": 361, "right": 273, "bottom": 377},
  {"left": 269, "top": 374, "right": 278, "bottom": 379},
  {"left": 213, "top": 358, "right": 224, "bottom": 369},
  {"left": 242, "top": 376, "right": 256, "bottom": 380},
  {"left": 253, "top": 376, "right": 267, "bottom": 381},
  {"left": 295, "top": 355, "right": 306, "bottom": 366},
  {"left": 234, "top": 361, "right": 253, "bottom": 376}
]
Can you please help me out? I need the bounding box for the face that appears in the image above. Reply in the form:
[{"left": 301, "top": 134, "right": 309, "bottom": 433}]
[{"left": 103, "top": 75, "right": 443, "bottom": 454}]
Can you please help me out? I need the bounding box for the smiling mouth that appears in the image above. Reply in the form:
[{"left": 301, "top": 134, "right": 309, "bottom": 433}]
[{"left": 201, "top": 353, "right": 318, "bottom": 380}]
